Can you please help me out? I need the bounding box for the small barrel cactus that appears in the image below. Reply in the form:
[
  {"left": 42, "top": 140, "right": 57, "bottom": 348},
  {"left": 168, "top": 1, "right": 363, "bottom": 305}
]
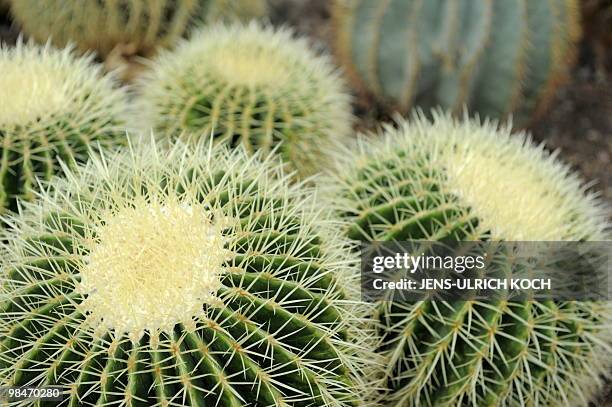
[
  {"left": 9, "top": 0, "right": 267, "bottom": 59},
  {"left": 135, "top": 23, "right": 352, "bottom": 177},
  {"left": 0, "top": 138, "right": 377, "bottom": 406},
  {"left": 0, "top": 41, "right": 127, "bottom": 213},
  {"left": 323, "top": 112, "right": 611, "bottom": 406},
  {"left": 332, "top": 0, "right": 581, "bottom": 127}
]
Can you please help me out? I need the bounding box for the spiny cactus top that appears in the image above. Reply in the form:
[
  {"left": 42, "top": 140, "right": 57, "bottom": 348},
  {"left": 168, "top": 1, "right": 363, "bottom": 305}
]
[
  {"left": 0, "top": 138, "right": 377, "bottom": 406},
  {"left": 0, "top": 41, "right": 127, "bottom": 213},
  {"left": 135, "top": 23, "right": 352, "bottom": 177},
  {"left": 332, "top": 0, "right": 581, "bottom": 127},
  {"left": 323, "top": 113, "right": 611, "bottom": 406},
  {"left": 9, "top": 0, "right": 268, "bottom": 59}
]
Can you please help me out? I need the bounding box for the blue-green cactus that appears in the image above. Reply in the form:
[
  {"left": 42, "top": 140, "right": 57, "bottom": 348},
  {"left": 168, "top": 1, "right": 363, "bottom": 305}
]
[{"left": 333, "top": 0, "right": 581, "bottom": 127}]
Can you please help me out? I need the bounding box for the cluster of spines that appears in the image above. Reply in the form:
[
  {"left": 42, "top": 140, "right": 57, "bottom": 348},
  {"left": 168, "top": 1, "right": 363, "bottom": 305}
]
[
  {"left": 0, "top": 139, "right": 378, "bottom": 406},
  {"left": 0, "top": 41, "right": 127, "bottom": 213},
  {"left": 322, "top": 113, "right": 611, "bottom": 406},
  {"left": 374, "top": 294, "right": 612, "bottom": 406},
  {"left": 9, "top": 0, "right": 268, "bottom": 59},
  {"left": 135, "top": 23, "right": 352, "bottom": 177},
  {"left": 332, "top": 0, "right": 581, "bottom": 127}
]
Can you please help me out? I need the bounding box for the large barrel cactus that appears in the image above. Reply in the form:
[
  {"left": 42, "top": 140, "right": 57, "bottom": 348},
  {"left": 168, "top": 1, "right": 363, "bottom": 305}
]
[
  {"left": 332, "top": 0, "right": 581, "bottom": 127},
  {"left": 0, "top": 138, "right": 377, "bottom": 406},
  {"left": 9, "top": 0, "right": 267, "bottom": 59},
  {"left": 323, "top": 112, "right": 611, "bottom": 406},
  {"left": 136, "top": 23, "right": 352, "bottom": 177},
  {"left": 0, "top": 41, "right": 127, "bottom": 213}
]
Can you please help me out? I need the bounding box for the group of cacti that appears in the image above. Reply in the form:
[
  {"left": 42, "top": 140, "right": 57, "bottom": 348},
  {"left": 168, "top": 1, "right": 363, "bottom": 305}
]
[{"left": 0, "top": 1, "right": 610, "bottom": 406}]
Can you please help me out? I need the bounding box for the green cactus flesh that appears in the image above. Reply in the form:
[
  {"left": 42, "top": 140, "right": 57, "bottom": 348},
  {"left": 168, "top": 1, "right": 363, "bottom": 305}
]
[
  {"left": 333, "top": 0, "right": 581, "bottom": 127},
  {"left": 136, "top": 23, "right": 352, "bottom": 177},
  {"left": 0, "top": 139, "right": 374, "bottom": 406},
  {"left": 0, "top": 41, "right": 127, "bottom": 213},
  {"left": 9, "top": 0, "right": 267, "bottom": 59},
  {"left": 325, "top": 113, "right": 612, "bottom": 406}
]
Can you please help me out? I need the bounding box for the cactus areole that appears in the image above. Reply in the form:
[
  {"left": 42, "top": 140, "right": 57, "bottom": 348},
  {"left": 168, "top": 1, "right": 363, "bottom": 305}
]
[{"left": 78, "top": 200, "right": 229, "bottom": 343}]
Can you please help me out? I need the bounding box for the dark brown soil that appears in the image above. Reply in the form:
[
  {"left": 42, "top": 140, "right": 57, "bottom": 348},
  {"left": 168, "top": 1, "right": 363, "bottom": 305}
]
[
  {"left": 531, "top": 69, "right": 612, "bottom": 208},
  {"left": 0, "top": 3, "right": 18, "bottom": 45}
]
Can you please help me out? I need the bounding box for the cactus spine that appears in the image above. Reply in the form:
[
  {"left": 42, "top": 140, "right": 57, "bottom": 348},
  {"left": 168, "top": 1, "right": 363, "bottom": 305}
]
[
  {"left": 323, "top": 112, "right": 611, "bottom": 406},
  {"left": 9, "top": 0, "right": 267, "bottom": 59},
  {"left": 0, "top": 138, "right": 377, "bottom": 406},
  {"left": 332, "top": 0, "right": 581, "bottom": 127},
  {"left": 136, "top": 23, "right": 352, "bottom": 177},
  {"left": 0, "top": 41, "right": 127, "bottom": 213}
]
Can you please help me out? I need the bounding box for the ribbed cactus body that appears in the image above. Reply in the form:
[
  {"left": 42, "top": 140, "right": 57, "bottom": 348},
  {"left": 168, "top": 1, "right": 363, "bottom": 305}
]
[
  {"left": 324, "top": 113, "right": 612, "bottom": 406},
  {"left": 0, "top": 139, "right": 375, "bottom": 406},
  {"left": 136, "top": 23, "right": 352, "bottom": 177},
  {"left": 9, "top": 0, "right": 267, "bottom": 59},
  {"left": 333, "top": 0, "right": 581, "bottom": 126},
  {"left": 0, "top": 42, "right": 127, "bottom": 213}
]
